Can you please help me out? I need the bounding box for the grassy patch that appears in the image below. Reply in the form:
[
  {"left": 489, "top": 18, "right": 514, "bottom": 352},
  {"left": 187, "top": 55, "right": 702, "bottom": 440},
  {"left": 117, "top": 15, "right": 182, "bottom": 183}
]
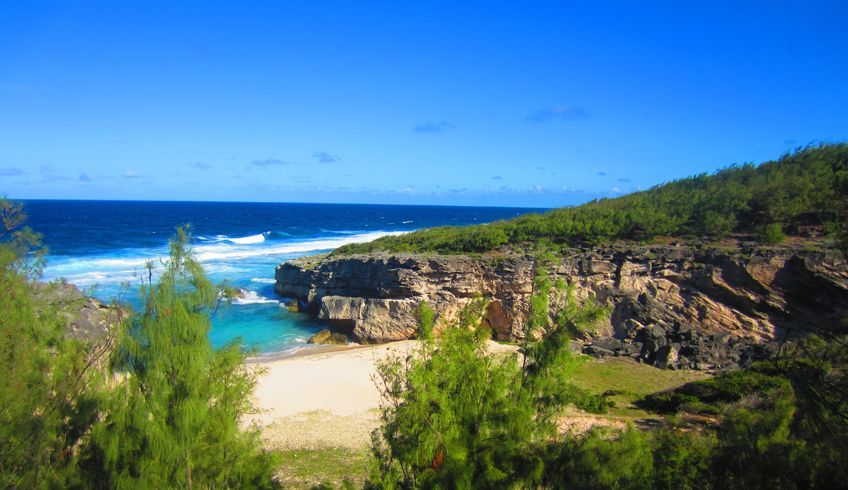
[
  {"left": 277, "top": 448, "right": 370, "bottom": 489},
  {"left": 637, "top": 366, "right": 789, "bottom": 415},
  {"left": 570, "top": 356, "right": 708, "bottom": 418}
]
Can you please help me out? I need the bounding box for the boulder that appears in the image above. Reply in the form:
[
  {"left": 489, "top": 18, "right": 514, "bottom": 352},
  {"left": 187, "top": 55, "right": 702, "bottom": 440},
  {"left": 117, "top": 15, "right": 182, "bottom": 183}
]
[
  {"left": 654, "top": 344, "right": 679, "bottom": 369},
  {"left": 307, "top": 329, "right": 349, "bottom": 345},
  {"left": 33, "top": 282, "right": 123, "bottom": 343},
  {"left": 584, "top": 345, "right": 615, "bottom": 358},
  {"left": 591, "top": 336, "right": 623, "bottom": 352}
]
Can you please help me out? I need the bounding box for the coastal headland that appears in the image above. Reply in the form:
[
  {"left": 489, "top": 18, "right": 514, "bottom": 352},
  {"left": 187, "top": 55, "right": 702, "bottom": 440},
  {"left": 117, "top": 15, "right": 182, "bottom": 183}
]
[{"left": 275, "top": 240, "right": 848, "bottom": 371}]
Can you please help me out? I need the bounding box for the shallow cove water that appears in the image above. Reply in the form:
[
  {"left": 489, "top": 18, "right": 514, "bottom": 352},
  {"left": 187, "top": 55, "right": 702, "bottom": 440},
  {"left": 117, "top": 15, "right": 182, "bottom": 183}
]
[{"left": 25, "top": 200, "right": 538, "bottom": 356}]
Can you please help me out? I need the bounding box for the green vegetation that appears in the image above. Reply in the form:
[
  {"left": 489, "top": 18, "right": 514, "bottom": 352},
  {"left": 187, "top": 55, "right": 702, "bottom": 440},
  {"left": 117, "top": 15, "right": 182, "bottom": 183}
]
[
  {"left": 365, "top": 243, "right": 848, "bottom": 488},
  {"left": 370, "top": 325, "right": 544, "bottom": 488},
  {"left": 0, "top": 199, "right": 280, "bottom": 488},
  {"left": 273, "top": 358, "right": 706, "bottom": 489},
  {"left": 758, "top": 222, "right": 786, "bottom": 244},
  {"left": 614, "top": 335, "right": 848, "bottom": 490},
  {"left": 369, "top": 327, "right": 848, "bottom": 489},
  {"left": 638, "top": 367, "right": 789, "bottom": 415},
  {"left": 550, "top": 348, "right": 848, "bottom": 488},
  {"left": 571, "top": 357, "right": 707, "bottom": 418},
  {"left": 82, "top": 228, "right": 279, "bottom": 488},
  {"left": 550, "top": 337, "right": 848, "bottom": 489},
  {"left": 337, "top": 144, "right": 848, "bottom": 254},
  {"left": 414, "top": 301, "right": 436, "bottom": 341},
  {"left": 283, "top": 354, "right": 712, "bottom": 488},
  {"left": 368, "top": 286, "right": 610, "bottom": 488},
  {"left": 0, "top": 201, "right": 107, "bottom": 487}
]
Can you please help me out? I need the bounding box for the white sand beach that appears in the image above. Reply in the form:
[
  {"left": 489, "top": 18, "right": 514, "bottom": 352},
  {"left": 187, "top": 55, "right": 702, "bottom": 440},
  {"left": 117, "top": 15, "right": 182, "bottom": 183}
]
[
  {"left": 248, "top": 340, "right": 519, "bottom": 450},
  {"left": 247, "top": 341, "right": 418, "bottom": 450}
]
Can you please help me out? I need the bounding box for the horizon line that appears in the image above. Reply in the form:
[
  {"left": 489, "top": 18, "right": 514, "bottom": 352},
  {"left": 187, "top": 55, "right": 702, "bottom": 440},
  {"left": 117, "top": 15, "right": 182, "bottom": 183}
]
[{"left": 13, "top": 197, "right": 552, "bottom": 210}]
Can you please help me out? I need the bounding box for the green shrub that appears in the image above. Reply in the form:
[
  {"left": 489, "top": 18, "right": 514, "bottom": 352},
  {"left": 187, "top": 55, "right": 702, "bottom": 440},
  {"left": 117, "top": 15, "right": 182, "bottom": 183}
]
[
  {"left": 700, "top": 210, "right": 737, "bottom": 236},
  {"left": 337, "top": 144, "right": 848, "bottom": 254},
  {"left": 544, "top": 425, "right": 655, "bottom": 489},
  {"left": 369, "top": 324, "right": 542, "bottom": 488},
  {"left": 0, "top": 236, "right": 104, "bottom": 487},
  {"left": 0, "top": 199, "right": 111, "bottom": 487},
  {"left": 759, "top": 222, "right": 786, "bottom": 244},
  {"left": 652, "top": 429, "right": 715, "bottom": 490},
  {"left": 638, "top": 368, "right": 790, "bottom": 414},
  {"left": 369, "top": 288, "right": 609, "bottom": 487},
  {"left": 415, "top": 301, "right": 435, "bottom": 341},
  {"left": 82, "top": 228, "right": 280, "bottom": 488}
]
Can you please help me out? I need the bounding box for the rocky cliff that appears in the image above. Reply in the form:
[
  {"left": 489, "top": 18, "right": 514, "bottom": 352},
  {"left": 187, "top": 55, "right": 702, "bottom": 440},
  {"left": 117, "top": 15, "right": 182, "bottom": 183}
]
[{"left": 275, "top": 242, "right": 848, "bottom": 370}]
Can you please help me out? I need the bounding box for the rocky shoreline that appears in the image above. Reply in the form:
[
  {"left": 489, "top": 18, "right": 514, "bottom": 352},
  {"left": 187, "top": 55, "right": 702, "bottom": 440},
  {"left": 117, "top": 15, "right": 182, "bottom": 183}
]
[{"left": 275, "top": 241, "right": 848, "bottom": 370}]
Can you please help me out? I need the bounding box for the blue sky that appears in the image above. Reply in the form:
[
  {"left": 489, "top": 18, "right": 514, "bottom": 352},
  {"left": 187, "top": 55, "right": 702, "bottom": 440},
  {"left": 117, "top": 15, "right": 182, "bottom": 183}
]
[{"left": 1, "top": 1, "right": 846, "bottom": 207}]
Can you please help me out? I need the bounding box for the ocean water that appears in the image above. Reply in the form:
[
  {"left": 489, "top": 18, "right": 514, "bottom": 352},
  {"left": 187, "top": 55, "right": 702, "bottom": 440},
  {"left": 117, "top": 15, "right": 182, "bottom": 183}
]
[{"left": 24, "top": 200, "right": 539, "bottom": 355}]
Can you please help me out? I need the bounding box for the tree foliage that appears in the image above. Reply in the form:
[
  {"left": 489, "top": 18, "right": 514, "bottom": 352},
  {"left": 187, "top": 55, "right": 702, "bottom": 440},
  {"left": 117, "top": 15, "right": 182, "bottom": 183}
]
[
  {"left": 0, "top": 201, "right": 282, "bottom": 487},
  {"left": 415, "top": 301, "right": 436, "bottom": 342},
  {"left": 369, "top": 240, "right": 848, "bottom": 488},
  {"left": 338, "top": 144, "right": 848, "bottom": 255},
  {"left": 369, "top": 277, "right": 608, "bottom": 489},
  {"left": 369, "top": 325, "right": 542, "bottom": 489},
  {"left": 0, "top": 200, "right": 108, "bottom": 488},
  {"left": 83, "top": 227, "right": 279, "bottom": 488},
  {"left": 558, "top": 337, "right": 848, "bottom": 490}
]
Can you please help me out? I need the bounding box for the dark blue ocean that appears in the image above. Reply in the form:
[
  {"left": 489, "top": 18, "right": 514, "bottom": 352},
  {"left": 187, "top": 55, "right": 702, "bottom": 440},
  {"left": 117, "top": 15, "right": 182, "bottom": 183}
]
[{"left": 24, "top": 200, "right": 540, "bottom": 355}]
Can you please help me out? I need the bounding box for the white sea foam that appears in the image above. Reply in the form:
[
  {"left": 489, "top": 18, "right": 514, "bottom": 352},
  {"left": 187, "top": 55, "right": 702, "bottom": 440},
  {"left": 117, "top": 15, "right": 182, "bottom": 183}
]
[
  {"left": 198, "top": 234, "right": 227, "bottom": 242},
  {"left": 48, "top": 269, "right": 150, "bottom": 288},
  {"left": 226, "top": 232, "right": 268, "bottom": 245},
  {"left": 192, "top": 231, "right": 406, "bottom": 262},
  {"left": 43, "top": 230, "right": 408, "bottom": 288},
  {"left": 197, "top": 232, "right": 267, "bottom": 244},
  {"left": 231, "top": 290, "right": 279, "bottom": 305},
  {"left": 251, "top": 277, "right": 277, "bottom": 284}
]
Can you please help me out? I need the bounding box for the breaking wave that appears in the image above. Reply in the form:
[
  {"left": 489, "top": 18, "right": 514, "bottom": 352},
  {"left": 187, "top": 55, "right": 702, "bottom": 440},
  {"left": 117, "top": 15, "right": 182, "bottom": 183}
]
[
  {"left": 230, "top": 289, "right": 278, "bottom": 305},
  {"left": 42, "top": 230, "right": 407, "bottom": 287}
]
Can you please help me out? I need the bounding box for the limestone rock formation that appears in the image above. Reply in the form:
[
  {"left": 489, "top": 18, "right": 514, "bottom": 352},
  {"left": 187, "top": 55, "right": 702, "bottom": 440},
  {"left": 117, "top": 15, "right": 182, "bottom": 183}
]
[
  {"left": 275, "top": 242, "right": 848, "bottom": 369},
  {"left": 34, "top": 282, "right": 123, "bottom": 342},
  {"left": 276, "top": 253, "right": 535, "bottom": 342}
]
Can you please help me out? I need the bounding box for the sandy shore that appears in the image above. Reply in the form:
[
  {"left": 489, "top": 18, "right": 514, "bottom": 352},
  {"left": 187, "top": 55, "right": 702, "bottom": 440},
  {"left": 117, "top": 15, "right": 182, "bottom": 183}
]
[
  {"left": 246, "top": 341, "right": 421, "bottom": 450},
  {"left": 248, "top": 340, "right": 518, "bottom": 450}
]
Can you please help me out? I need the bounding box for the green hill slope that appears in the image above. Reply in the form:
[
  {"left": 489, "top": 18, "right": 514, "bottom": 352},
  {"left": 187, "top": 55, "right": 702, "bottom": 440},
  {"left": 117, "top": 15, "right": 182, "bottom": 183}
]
[{"left": 338, "top": 144, "right": 848, "bottom": 254}]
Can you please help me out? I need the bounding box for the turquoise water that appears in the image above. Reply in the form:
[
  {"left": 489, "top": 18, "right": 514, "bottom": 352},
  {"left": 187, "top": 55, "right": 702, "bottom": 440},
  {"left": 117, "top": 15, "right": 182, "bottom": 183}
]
[{"left": 25, "top": 200, "right": 541, "bottom": 354}]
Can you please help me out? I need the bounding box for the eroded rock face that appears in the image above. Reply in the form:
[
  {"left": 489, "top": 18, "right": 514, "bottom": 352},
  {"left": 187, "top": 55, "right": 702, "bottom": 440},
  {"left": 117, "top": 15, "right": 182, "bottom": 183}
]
[
  {"left": 34, "top": 282, "right": 123, "bottom": 342},
  {"left": 275, "top": 244, "right": 848, "bottom": 368},
  {"left": 276, "top": 253, "right": 536, "bottom": 343}
]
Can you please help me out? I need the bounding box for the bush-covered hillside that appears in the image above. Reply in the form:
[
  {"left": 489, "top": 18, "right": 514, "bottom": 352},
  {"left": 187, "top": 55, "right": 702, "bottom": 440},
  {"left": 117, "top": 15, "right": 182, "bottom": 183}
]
[{"left": 338, "top": 144, "right": 848, "bottom": 254}]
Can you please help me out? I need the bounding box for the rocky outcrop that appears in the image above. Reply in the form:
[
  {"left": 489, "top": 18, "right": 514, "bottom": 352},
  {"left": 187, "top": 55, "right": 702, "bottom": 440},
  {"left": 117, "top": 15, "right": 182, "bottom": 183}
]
[
  {"left": 275, "top": 242, "right": 848, "bottom": 369},
  {"left": 276, "top": 253, "right": 535, "bottom": 343},
  {"left": 34, "top": 282, "right": 123, "bottom": 342},
  {"left": 583, "top": 322, "right": 773, "bottom": 370}
]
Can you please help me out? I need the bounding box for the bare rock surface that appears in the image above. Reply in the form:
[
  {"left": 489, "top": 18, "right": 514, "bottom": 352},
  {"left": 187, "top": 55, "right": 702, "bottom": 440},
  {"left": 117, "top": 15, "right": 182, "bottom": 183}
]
[
  {"left": 276, "top": 242, "right": 848, "bottom": 369},
  {"left": 34, "top": 282, "right": 123, "bottom": 342}
]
